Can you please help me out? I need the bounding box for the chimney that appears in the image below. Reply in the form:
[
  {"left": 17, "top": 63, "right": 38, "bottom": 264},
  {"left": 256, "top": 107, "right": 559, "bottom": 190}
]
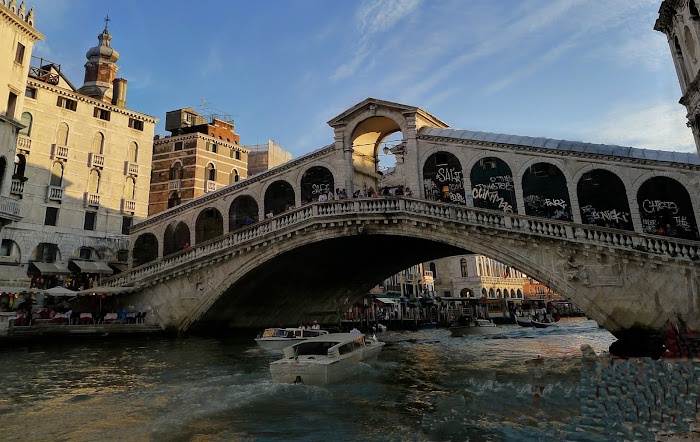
[{"left": 112, "top": 78, "right": 127, "bottom": 107}]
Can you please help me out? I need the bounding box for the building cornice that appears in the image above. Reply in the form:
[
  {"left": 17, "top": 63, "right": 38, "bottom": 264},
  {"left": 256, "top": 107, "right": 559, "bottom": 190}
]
[
  {"left": 131, "top": 144, "right": 334, "bottom": 232},
  {"left": 154, "top": 133, "right": 250, "bottom": 152},
  {"left": 0, "top": 4, "right": 43, "bottom": 42},
  {"left": 26, "top": 79, "right": 158, "bottom": 124},
  {"left": 655, "top": 0, "right": 683, "bottom": 33},
  {"left": 417, "top": 133, "right": 700, "bottom": 171}
]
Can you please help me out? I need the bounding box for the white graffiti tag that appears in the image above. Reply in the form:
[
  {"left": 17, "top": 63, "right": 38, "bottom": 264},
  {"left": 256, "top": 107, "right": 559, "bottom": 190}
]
[{"left": 642, "top": 199, "right": 679, "bottom": 214}]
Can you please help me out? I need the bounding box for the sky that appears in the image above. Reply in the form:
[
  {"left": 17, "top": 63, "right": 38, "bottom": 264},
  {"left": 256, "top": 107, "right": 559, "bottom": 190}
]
[{"left": 26, "top": 0, "right": 695, "bottom": 158}]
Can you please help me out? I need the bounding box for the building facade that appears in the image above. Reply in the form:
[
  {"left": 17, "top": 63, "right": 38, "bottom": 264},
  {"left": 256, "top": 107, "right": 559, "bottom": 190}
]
[
  {"left": 149, "top": 108, "right": 249, "bottom": 217},
  {"left": 245, "top": 139, "right": 292, "bottom": 176},
  {"left": 0, "top": 22, "right": 156, "bottom": 291},
  {"left": 0, "top": 0, "right": 42, "bottom": 230},
  {"left": 656, "top": 0, "right": 700, "bottom": 156}
]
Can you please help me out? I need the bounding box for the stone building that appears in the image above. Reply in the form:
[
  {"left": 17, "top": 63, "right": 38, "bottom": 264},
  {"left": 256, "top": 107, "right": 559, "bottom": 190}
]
[
  {"left": 427, "top": 254, "right": 526, "bottom": 300},
  {"left": 245, "top": 139, "right": 292, "bottom": 176},
  {"left": 0, "top": 21, "right": 156, "bottom": 290},
  {"left": 656, "top": 0, "right": 700, "bottom": 156},
  {"left": 149, "top": 108, "right": 249, "bottom": 217},
  {"left": 0, "top": 0, "right": 42, "bottom": 232}
]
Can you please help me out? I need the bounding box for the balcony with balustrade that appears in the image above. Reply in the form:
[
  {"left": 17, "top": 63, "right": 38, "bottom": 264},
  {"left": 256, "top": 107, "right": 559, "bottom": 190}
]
[
  {"left": 16, "top": 136, "right": 31, "bottom": 154},
  {"left": 168, "top": 180, "right": 181, "bottom": 191},
  {"left": 10, "top": 179, "right": 25, "bottom": 196},
  {"left": 46, "top": 185, "right": 63, "bottom": 202},
  {"left": 125, "top": 162, "right": 139, "bottom": 176},
  {"left": 205, "top": 181, "right": 217, "bottom": 193},
  {"left": 90, "top": 153, "right": 105, "bottom": 168},
  {"left": 84, "top": 192, "right": 100, "bottom": 207},
  {"left": 122, "top": 199, "right": 136, "bottom": 214},
  {"left": 51, "top": 144, "right": 69, "bottom": 161},
  {"left": 0, "top": 196, "right": 22, "bottom": 222}
]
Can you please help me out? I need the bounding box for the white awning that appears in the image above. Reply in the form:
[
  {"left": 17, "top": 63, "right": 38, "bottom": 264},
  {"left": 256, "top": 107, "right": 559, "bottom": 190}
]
[
  {"left": 71, "top": 260, "right": 114, "bottom": 275},
  {"left": 376, "top": 297, "right": 398, "bottom": 305},
  {"left": 31, "top": 261, "right": 71, "bottom": 275},
  {"left": 41, "top": 286, "right": 77, "bottom": 297}
]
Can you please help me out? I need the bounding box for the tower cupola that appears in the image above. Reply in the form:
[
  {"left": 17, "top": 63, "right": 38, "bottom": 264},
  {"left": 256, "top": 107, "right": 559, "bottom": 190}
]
[{"left": 78, "top": 19, "right": 120, "bottom": 103}]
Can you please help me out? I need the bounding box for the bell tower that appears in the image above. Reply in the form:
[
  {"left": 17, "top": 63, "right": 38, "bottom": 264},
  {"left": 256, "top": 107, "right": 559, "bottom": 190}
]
[
  {"left": 656, "top": 1, "right": 700, "bottom": 155},
  {"left": 78, "top": 16, "right": 120, "bottom": 103}
]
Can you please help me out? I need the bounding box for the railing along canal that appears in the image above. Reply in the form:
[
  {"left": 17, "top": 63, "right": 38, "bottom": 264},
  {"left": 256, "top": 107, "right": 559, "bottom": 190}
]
[{"left": 106, "top": 198, "right": 700, "bottom": 287}]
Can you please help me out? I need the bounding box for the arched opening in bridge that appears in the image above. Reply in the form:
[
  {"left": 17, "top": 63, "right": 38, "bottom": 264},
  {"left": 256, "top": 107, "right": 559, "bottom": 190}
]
[
  {"left": 350, "top": 116, "right": 404, "bottom": 194},
  {"left": 301, "top": 166, "right": 334, "bottom": 203},
  {"left": 470, "top": 157, "right": 516, "bottom": 212},
  {"left": 195, "top": 208, "right": 224, "bottom": 244},
  {"left": 133, "top": 234, "right": 158, "bottom": 267},
  {"left": 577, "top": 169, "right": 632, "bottom": 230},
  {"left": 229, "top": 195, "right": 258, "bottom": 231},
  {"left": 423, "top": 152, "right": 466, "bottom": 204},
  {"left": 163, "top": 222, "right": 191, "bottom": 255},
  {"left": 637, "top": 176, "right": 699, "bottom": 240},
  {"left": 460, "top": 288, "right": 473, "bottom": 298},
  {"left": 264, "top": 180, "right": 295, "bottom": 216},
  {"left": 522, "top": 163, "right": 572, "bottom": 220}
]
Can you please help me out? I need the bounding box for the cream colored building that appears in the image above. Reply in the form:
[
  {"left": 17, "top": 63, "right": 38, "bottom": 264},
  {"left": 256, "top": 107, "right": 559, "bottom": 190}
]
[
  {"left": 427, "top": 254, "right": 526, "bottom": 299},
  {"left": 0, "top": 22, "right": 156, "bottom": 290},
  {"left": 245, "top": 139, "right": 292, "bottom": 176},
  {"left": 0, "top": 0, "right": 42, "bottom": 231}
]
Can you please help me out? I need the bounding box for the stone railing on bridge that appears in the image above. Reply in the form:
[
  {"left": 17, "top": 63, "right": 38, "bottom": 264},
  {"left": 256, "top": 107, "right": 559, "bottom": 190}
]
[{"left": 107, "top": 198, "right": 700, "bottom": 287}]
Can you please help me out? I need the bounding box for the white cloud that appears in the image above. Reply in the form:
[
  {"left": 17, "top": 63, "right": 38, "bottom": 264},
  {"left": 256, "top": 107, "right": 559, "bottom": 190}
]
[
  {"left": 579, "top": 102, "right": 695, "bottom": 152},
  {"left": 331, "top": 0, "right": 421, "bottom": 80}
]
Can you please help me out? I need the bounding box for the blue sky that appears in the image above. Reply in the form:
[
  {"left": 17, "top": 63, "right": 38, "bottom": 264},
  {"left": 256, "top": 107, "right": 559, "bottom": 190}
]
[{"left": 27, "top": 0, "right": 693, "bottom": 158}]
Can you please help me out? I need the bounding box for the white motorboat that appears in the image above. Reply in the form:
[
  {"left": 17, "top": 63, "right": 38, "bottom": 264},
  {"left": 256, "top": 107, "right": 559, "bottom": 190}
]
[
  {"left": 449, "top": 318, "right": 503, "bottom": 337},
  {"left": 269, "top": 333, "right": 385, "bottom": 385},
  {"left": 254, "top": 327, "right": 329, "bottom": 351}
]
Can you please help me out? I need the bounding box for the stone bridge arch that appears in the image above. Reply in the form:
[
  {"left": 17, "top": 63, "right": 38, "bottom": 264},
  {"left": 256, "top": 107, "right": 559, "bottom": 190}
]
[{"left": 517, "top": 157, "right": 577, "bottom": 222}]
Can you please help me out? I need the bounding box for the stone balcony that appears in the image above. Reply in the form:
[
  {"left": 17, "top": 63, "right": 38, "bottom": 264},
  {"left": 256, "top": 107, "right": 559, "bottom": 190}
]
[
  {"left": 125, "top": 162, "right": 139, "bottom": 176},
  {"left": 89, "top": 152, "right": 105, "bottom": 168},
  {"left": 16, "top": 136, "right": 31, "bottom": 153},
  {"left": 46, "top": 185, "right": 63, "bottom": 202},
  {"left": 168, "top": 180, "right": 181, "bottom": 191},
  {"left": 51, "top": 144, "right": 69, "bottom": 161},
  {"left": 84, "top": 192, "right": 100, "bottom": 207},
  {"left": 205, "top": 181, "right": 217, "bottom": 193},
  {"left": 0, "top": 196, "right": 21, "bottom": 222},
  {"left": 10, "top": 179, "right": 24, "bottom": 196},
  {"left": 122, "top": 198, "right": 136, "bottom": 214}
]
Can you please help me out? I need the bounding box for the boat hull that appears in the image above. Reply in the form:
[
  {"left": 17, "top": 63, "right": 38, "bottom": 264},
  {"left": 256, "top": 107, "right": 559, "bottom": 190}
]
[
  {"left": 255, "top": 337, "right": 305, "bottom": 351},
  {"left": 531, "top": 320, "right": 556, "bottom": 328},
  {"left": 515, "top": 317, "right": 533, "bottom": 327}
]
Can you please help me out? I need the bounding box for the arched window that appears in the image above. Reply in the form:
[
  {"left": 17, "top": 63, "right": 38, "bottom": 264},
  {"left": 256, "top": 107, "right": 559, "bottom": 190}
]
[
  {"left": 128, "top": 141, "right": 138, "bottom": 163},
  {"left": 301, "top": 166, "right": 334, "bottom": 203},
  {"left": 18, "top": 112, "right": 32, "bottom": 136},
  {"left": 92, "top": 132, "right": 104, "bottom": 154},
  {"left": 230, "top": 169, "right": 239, "bottom": 184},
  {"left": 49, "top": 162, "right": 63, "bottom": 187},
  {"left": 423, "top": 152, "right": 466, "bottom": 204},
  {"left": 206, "top": 163, "right": 216, "bottom": 181},
  {"left": 169, "top": 162, "right": 183, "bottom": 180},
  {"left": 124, "top": 177, "right": 135, "bottom": 200},
  {"left": 14, "top": 154, "right": 26, "bottom": 177},
  {"left": 56, "top": 122, "right": 69, "bottom": 145},
  {"left": 522, "top": 162, "right": 572, "bottom": 221},
  {"left": 133, "top": 233, "right": 158, "bottom": 266},
  {"left": 460, "top": 258, "right": 468, "bottom": 277},
  {"left": 195, "top": 208, "right": 223, "bottom": 243},
  {"left": 88, "top": 169, "right": 100, "bottom": 193}
]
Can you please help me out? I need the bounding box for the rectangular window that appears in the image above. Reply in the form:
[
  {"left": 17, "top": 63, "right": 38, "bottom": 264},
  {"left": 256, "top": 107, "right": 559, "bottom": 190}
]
[
  {"left": 6, "top": 92, "right": 17, "bottom": 119},
  {"left": 206, "top": 142, "right": 218, "bottom": 153},
  {"left": 24, "top": 87, "right": 36, "bottom": 99},
  {"left": 79, "top": 248, "right": 92, "bottom": 260},
  {"left": 15, "top": 43, "right": 25, "bottom": 64},
  {"left": 44, "top": 207, "right": 59, "bottom": 226},
  {"left": 235, "top": 150, "right": 241, "bottom": 160},
  {"left": 121, "top": 216, "right": 132, "bottom": 235},
  {"left": 174, "top": 141, "right": 183, "bottom": 151},
  {"left": 84, "top": 211, "right": 96, "bottom": 231},
  {"left": 56, "top": 96, "right": 77, "bottom": 111},
  {"left": 0, "top": 239, "right": 12, "bottom": 257},
  {"left": 93, "top": 107, "right": 111, "bottom": 121},
  {"left": 128, "top": 118, "right": 144, "bottom": 131}
]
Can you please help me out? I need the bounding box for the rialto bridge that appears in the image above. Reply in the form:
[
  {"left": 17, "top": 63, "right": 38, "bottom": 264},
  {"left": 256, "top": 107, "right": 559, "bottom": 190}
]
[{"left": 107, "top": 98, "right": 700, "bottom": 356}]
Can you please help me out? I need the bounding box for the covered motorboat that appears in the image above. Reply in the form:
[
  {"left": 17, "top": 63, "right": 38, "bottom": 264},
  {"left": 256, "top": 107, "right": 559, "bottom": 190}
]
[
  {"left": 449, "top": 317, "right": 503, "bottom": 337},
  {"left": 254, "top": 327, "right": 329, "bottom": 351},
  {"left": 269, "top": 333, "right": 385, "bottom": 385}
]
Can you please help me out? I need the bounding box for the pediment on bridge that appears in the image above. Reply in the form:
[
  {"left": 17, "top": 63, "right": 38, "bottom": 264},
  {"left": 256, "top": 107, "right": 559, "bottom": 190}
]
[{"left": 327, "top": 97, "right": 449, "bottom": 129}]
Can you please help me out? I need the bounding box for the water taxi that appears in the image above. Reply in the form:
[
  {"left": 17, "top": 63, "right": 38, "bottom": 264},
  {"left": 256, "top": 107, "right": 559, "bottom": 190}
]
[
  {"left": 269, "top": 333, "right": 385, "bottom": 385},
  {"left": 255, "top": 327, "right": 329, "bottom": 351},
  {"left": 449, "top": 317, "right": 502, "bottom": 337}
]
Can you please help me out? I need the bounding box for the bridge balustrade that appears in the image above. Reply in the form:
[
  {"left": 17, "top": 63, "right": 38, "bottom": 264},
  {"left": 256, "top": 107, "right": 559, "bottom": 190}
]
[{"left": 112, "top": 197, "right": 700, "bottom": 288}]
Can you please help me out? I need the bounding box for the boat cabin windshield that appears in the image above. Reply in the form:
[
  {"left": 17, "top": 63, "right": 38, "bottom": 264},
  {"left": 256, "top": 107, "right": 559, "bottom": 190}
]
[
  {"left": 293, "top": 341, "right": 337, "bottom": 356},
  {"left": 338, "top": 337, "right": 365, "bottom": 355}
]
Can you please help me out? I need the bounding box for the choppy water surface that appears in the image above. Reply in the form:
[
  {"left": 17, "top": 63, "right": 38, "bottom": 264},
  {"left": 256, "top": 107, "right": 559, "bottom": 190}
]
[{"left": 0, "top": 318, "right": 617, "bottom": 441}]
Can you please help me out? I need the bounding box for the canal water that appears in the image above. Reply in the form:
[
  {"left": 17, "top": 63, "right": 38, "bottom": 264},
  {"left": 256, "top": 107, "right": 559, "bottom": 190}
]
[{"left": 0, "top": 318, "right": 623, "bottom": 441}]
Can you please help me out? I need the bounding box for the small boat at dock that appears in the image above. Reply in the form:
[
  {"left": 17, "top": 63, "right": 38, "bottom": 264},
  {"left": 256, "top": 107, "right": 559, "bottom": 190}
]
[
  {"left": 515, "top": 316, "right": 533, "bottom": 327},
  {"left": 449, "top": 317, "right": 503, "bottom": 337},
  {"left": 255, "top": 327, "right": 329, "bottom": 351}
]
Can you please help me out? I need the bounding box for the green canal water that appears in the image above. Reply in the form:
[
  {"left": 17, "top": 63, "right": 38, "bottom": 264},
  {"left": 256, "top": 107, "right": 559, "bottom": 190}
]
[{"left": 0, "top": 318, "right": 634, "bottom": 440}]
